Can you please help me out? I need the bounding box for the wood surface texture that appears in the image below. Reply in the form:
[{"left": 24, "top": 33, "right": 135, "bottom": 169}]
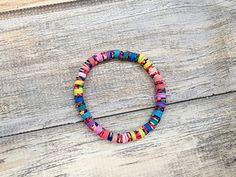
[
  {"left": 0, "top": 0, "right": 236, "bottom": 176},
  {"left": 0, "top": 0, "right": 73, "bottom": 13}
]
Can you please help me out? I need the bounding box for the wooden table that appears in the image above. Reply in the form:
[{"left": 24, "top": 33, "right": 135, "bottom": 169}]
[{"left": 0, "top": 0, "right": 235, "bottom": 176}]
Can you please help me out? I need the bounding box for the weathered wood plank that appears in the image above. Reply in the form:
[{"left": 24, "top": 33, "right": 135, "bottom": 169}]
[
  {"left": 0, "top": 0, "right": 236, "bottom": 137},
  {"left": 0, "top": 93, "right": 235, "bottom": 177},
  {"left": 0, "top": 0, "right": 73, "bottom": 13}
]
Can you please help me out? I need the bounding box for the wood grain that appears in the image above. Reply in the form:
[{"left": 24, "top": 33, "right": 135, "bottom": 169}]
[
  {"left": 0, "top": 0, "right": 236, "bottom": 137},
  {"left": 0, "top": 92, "right": 235, "bottom": 177},
  {"left": 0, "top": 0, "right": 73, "bottom": 13}
]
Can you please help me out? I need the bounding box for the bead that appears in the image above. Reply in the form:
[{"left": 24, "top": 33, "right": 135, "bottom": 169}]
[
  {"left": 74, "top": 50, "right": 166, "bottom": 143},
  {"left": 106, "top": 51, "right": 111, "bottom": 59},
  {"left": 95, "top": 125, "right": 102, "bottom": 135},
  {"left": 79, "top": 72, "right": 87, "bottom": 79},
  {"left": 74, "top": 96, "right": 84, "bottom": 103},
  {"left": 128, "top": 51, "right": 138, "bottom": 62},
  {"left": 118, "top": 51, "right": 124, "bottom": 60},
  {"left": 135, "top": 130, "right": 142, "bottom": 139},
  {"left": 77, "top": 103, "right": 86, "bottom": 111},
  {"left": 81, "top": 111, "right": 91, "bottom": 119},
  {"left": 117, "top": 133, "right": 121, "bottom": 143},
  {"left": 112, "top": 133, "right": 118, "bottom": 142},
  {"left": 150, "top": 117, "right": 159, "bottom": 125},
  {"left": 138, "top": 128, "right": 146, "bottom": 138},
  {"left": 156, "top": 93, "right": 166, "bottom": 99},
  {"left": 153, "top": 73, "right": 163, "bottom": 82},
  {"left": 101, "top": 130, "right": 109, "bottom": 139},
  {"left": 143, "top": 60, "right": 152, "bottom": 70},
  {"left": 137, "top": 54, "right": 146, "bottom": 64},
  {"left": 88, "top": 57, "right": 96, "bottom": 66},
  {"left": 101, "top": 52, "right": 107, "bottom": 60},
  {"left": 130, "top": 131, "right": 136, "bottom": 141},
  {"left": 95, "top": 53, "right": 103, "bottom": 62},
  {"left": 84, "top": 60, "right": 92, "bottom": 69},
  {"left": 148, "top": 65, "right": 158, "bottom": 76},
  {"left": 74, "top": 79, "right": 84, "bottom": 86},
  {"left": 113, "top": 49, "right": 121, "bottom": 59},
  {"left": 82, "top": 63, "right": 90, "bottom": 71},
  {"left": 155, "top": 102, "right": 166, "bottom": 108},
  {"left": 122, "top": 133, "right": 128, "bottom": 143},
  {"left": 84, "top": 117, "right": 92, "bottom": 124},
  {"left": 126, "top": 132, "right": 131, "bottom": 141},
  {"left": 110, "top": 50, "right": 115, "bottom": 59},
  {"left": 86, "top": 119, "right": 95, "bottom": 128},
  {"left": 156, "top": 83, "right": 165, "bottom": 89},
  {"left": 74, "top": 87, "right": 83, "bottom": 95},
  {"left": 144, "top": 123, "right": 152, "bottom": 133},
  {"left": 107, "top": 132, "right": 113, "bottom": 141},
  {"left": 152, "top": 109, "right": 163, "bottom": 118}
]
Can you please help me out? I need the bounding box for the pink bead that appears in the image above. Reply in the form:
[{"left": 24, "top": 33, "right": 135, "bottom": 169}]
[
  {"left": 112, "top": 133, "right": 118, "bottom": 142},
  {"left": 82, "top": 64, "right": 90, "bottom": 72},
  {"left": 156, "top": 83, "right": 165, "bottom": 90},
  {"left": 156, "top": 93, "right": 166, "bottom": 99},
  {"left": 79, "top": 72, "right": 87, "bottom": 78},
  {"left": 122, "top": 133, "right": 128, "bottom": 143},
  {"left": 88, "top": 57, "right": 96, "bottom": 66},
  {"left": 148, "top": 66, "right": 158, "bottom": 76},
  {"left": 95, "top": 53, "right": 103, "bottom": 62},
  {"left": 101, "top": 130, "right": 109, "bottom": 139},
  {"left": 95, "top": 125, "right": 102, "bottom": 134},
  {"left": 154, "top": 74, "right": 163, "bottom": 83}
]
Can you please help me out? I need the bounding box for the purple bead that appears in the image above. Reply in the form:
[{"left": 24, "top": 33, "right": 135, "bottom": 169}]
[
  {"left": 95, "top": 53, "right": 103, "bottom": 62},
  {"left": 106, "top": 51, "right": 111, "bottom": 59},
  {"left": 156, "top": 93, "right": 166, "bottom": 98},
  {"left": 87, "top": 120, "right": 95, "bottom": 127},
  {"left": 156, "top": 102, "right": 166, "bottom": 108}
]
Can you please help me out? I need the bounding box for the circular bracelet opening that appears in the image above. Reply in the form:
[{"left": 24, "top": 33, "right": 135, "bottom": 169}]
[{"left": 73, "top": 50, "right": 167, "bottom": 144}]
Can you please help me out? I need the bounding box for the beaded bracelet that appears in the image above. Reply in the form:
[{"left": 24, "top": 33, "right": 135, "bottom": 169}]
[{"left": 73, "top": 50, "right": 166, "bottom": 143}]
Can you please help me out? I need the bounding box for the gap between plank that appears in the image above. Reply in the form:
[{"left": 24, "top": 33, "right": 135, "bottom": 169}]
[
  {"left": 0, "top": 0, "right": 122, "bottom": 20},
  {"left": 0, "top": 90, "right": 235, "bottom": 139}
]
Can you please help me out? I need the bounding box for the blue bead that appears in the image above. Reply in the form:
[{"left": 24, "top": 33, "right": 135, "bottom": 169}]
[
  {"left": 75, "top": 96, "right": 84, "bottom": 103},
  {"left": 122, "top": 51, "right": 128, "bottom": 60},
  {"left": 113, "top": 49, "right": 121, "bottom": 59},
  {"left": 144, "top": 123, "right": 153, "bottom": 133},
  {"left": 128, "top": 52, "right": 138, "bottom": 62},
  {"left": 77, "top": 103, "right": 86, "bottom": 111},
  {"left": 81, "top": 111, "right": 91, "bottom": 119},
  {"left": 152, "top": 110, "right": 163, "bottom": 118},
  {"left": 107, "top": 132, "right": 113, "bottom": 141}
]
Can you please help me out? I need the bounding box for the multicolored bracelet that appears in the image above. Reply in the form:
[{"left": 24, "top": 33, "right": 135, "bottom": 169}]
[{"left": 73, "top": 50, "right": 167, "bottom": 143}]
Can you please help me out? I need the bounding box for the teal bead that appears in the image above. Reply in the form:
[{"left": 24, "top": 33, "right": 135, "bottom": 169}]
[
  {"left": 152, "top": 109, "right": 163, "bottom": 118},
  {"left": 128, "top": 52, "right": 138, "bottom": 62},
  {"left": 78, "top": 103, "right": 86, "bottom": 111},
  {"left": 121, "top": 51, "right": 128, "bottom": 60},
  {"left": 81, "top": 111, "right": 91, "bottom": 119},
  {"left": 114, "top": 49, "right": 121, "bottom": 59}
]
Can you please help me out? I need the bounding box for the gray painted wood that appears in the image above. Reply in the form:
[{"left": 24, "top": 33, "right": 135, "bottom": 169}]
[
  {"left": 0, "top": 0, "right": 236, "bottom": 137},
  {"left": 0, "top": 92, "right": 235, "bottom": 177},
  {"left": 0, "top": 0, "right": 72, "bottom": 13}
]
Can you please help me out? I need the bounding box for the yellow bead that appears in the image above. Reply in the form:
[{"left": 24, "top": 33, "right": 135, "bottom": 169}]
[
  {"left": 137, "top": 54, "right": 146, "bottom": 64},
  {"left": 79, "top": 110, "right": 85, "bottom": 115},
  {"left": 143, "top": 60, "right": 152, "bottom": 70},
  {"left": 138, "top": 128, "right": 146, "bottom": 138},
  {"left": 74, "top": 87, "right": 83, "bottom": 95},
  {"left": 91, "top": 124, "right": 96, "bottom": 131},
  {"left": 130, "top": 131, "right": 136, "bottom": 141},
  {"left": 74, "top": 80, "right": 84, "bottom": 86}
]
